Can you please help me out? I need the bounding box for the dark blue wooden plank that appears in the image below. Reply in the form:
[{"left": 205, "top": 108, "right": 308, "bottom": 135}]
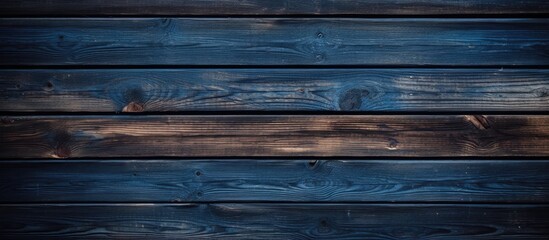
[
  {"left": 1, "top": 204, "right": 548, "bottom": 239},
  {"left": 1, "top": 115, "right": 548, "bottom": 158},
  {"left": 1, "top": 18, "right": 548, "bottom": 66},
  {"left": 1, "top": 159, "right": 548, "bottom": 203},
  {"left": 2, "top": 0, "right": 549, "bottom": 16},
  {"left": 1, "top": 69, "right": 548, "bottom": 112}
]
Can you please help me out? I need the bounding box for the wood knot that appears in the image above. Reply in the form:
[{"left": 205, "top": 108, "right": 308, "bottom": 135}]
[
  {"left": 320, "top": 219, "right": 328, "bottom": 227},
  {"left": 339, "top": 89, "right": 369, "bottom": 111},
  {"left": 161, "top": 18, "right": 170, "bottom": 25},
  {"left": 1, "top": 117, "right": 15, "bottom": 124},
  {"left": 315, "top": 54, "right": 325, "bottom": 61},
  {"left": 56, "top": 35, "right": 77, "bottom": 48},
  {"left": 316, "top": 32, "right": 324, "bottom": 38},
  {"left": 464, "top": 115, "right": 491, "bottom": 130},
  {"left": 121, "top": 88, "right": 146, "bottom": 112},
  {"left": 52, "top": 146, "right": 71, "bottom": 159},
  {"left": 122, "top": 102, "right": 144, "bottom": 112},
  {"left": 387, "top": 138, "right": 399, "bottom": 150},
  {"left": 534, "top": 87, "right": 548, "bottom": 98},
  {"left": 196, "top": 191, "right": 203, "bottom": 198},
  {"left": 308, "top": 160, "right": 319, "bottom": 169},
  {"left": 318, "top": 219, "right": 331, "bottom": 233},
  {"left": 44, "top": 81, "right": 54, "bottom": 91},
  {"left": 50, "top": 129, "right": 72, "bottom": 158}
]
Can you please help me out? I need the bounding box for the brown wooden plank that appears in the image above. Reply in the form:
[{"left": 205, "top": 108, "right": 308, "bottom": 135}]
[
  {"left": 2, "top": 0, "right": 549, "bottom": 16},
  {"left": 1, "top": 69, "right": 548, "bottom": 112},
  {"left": 1, "top": 115, "right": 548, "bottom": 158},
  {"left": 1, "top": 204, "right": 548, "bottom": 239},
  {"left": 2, "top": 159, "right": 549, "bottom": 203}
]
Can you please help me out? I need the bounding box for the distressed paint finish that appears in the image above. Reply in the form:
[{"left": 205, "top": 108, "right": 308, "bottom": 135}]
[
  {"left": 1, "top": 204, "right": 548, "bottom": 239},
  {"left": 1, "top": 159, "right": 548, "bottom": 203},
  {"left": 1, "top": 18, "right": 549, "bottom": 66},
  {"left": 1, "top": 69, "right": 548, "bottom": 112},
  {"left": 1, "top": 115, "right": 548, "bottom": 158},
  {"left": 1, "top": 0, "right": 549, "bottom": 239},
  {"left": 2, "top": 0, "right": 549, "bottom": 16}
]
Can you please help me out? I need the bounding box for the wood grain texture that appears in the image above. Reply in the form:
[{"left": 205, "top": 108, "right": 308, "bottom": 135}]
[
  {"left": 1, "top": 115, "right": 548, "bottom": 158},
  {"left": 1, "top": 159, "right": 548, "bottom": 203},
  {"left": 1, "top": 18, "right": 549, "bottom": 66},
  {"left": 1, "top": 69, "right": 548, "bottom": 112},
  {"left": 1, "top": 204, "right": 548, "bottom": 239},
  {"left": 2, "top": 0, "right": 549, "bottom": 16}
]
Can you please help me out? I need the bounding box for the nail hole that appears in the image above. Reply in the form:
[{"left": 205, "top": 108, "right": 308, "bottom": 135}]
[
  {"left": 317, "top": 32, "right": 324, "bottom": 38},
  {"left": 195, "top": 171, "right": 202, "bottom": 176}
]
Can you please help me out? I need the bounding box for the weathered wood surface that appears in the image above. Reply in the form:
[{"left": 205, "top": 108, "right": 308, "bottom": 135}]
[
  {"left": 1, "top": 204, "right": 548, "bottom": 239},
  {"left": 1, "top": 159, "right": 548, "bottom": 203},
  {"left": 1, "top": 115, "right": 548, "bottom": 158},
  {"left": 2, "top": 18, "right": 549, "bottom": 66},
  {"left": 1, "top": 69, "right": 548, "bottom": 112},
  {"left": 2, "top": 0, "right": 549, "bottom": 16}
]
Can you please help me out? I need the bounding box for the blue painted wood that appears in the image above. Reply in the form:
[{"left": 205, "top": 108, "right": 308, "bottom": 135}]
[
  {"left": 1, "top": 204, "right": 548, "bottom": 239},
  {"left": 1, "top": 18, "right": 548, "bottom": 66},
  {"left": 0, "top": 1, "right": 547, "bottom": 238},
  {"left": 1, "top": 159, "right": 548, "bottom": 203},
  {"left": 2, "top": 0, "right": 549, "bottom": 16},
  {"left": 1, "top": 69, "right": 548, "bottom": 112}
]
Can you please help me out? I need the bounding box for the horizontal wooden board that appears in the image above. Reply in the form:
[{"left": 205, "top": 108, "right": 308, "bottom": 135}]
[
  {"left": 2, "top": 0, "right": 549, "bottom": 16},
  {"left": 1, "top": 18, "right": 549, "bottom": 66},
  {"left": 1, "top": 115, "right": 548, "bottom": 158},
  {"left": 1, "top": 204, "right": 548, "bottom": 239},
  {"left": 1, "top": 159, "right": 548, "bottom": 203},
  {"left": 1, "top": 69, "right": 548, "bottom": 112}
]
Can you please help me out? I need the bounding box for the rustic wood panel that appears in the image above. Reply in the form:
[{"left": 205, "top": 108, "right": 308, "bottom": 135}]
[
  {"left": 1, "top": 69, "right": 548, "bottom": 112},
  {"left": 1, "top": 0, "right": 548, "bottom": 238},
  {"left": 1, "top": 159, "right": 548, "bottom": 203},
  {"left": 2, "top": 0, "right": 549, "bottom": 16},
  {"left": 1, "top": 115, "right": 548, "bottom": 158},
  {"left": 1, "top": 204, "right": 548, "bottom": 239},
  {"left": 1, "top": 18, "right": 549, "bottom": 66}
]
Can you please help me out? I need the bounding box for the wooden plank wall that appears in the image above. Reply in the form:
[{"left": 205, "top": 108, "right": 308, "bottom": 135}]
[{"left": 1, "top": 1, "right": 548, "bottom": 239}]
